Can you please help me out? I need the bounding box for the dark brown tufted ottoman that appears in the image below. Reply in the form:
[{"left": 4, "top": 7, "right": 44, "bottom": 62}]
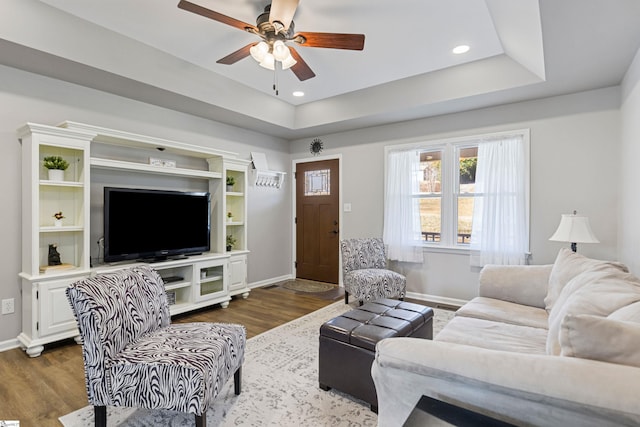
[{"left": 319, "top": 298, "right": 434, "bottom": 412}]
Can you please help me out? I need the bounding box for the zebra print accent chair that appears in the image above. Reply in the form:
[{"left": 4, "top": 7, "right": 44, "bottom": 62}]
[
  {"left": 340, "top": 238, "right": 406, "bottom": 305},
  {"left": 66, "top": 265, "right": 245, "bottom": 427}
]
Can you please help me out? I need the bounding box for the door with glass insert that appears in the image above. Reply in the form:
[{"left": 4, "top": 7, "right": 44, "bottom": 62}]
[{"left": 295, "top": 159, "right": 339, "bottom": 283}]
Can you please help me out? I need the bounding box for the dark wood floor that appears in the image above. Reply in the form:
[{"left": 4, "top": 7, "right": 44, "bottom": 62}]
[{"left": 0, "top": 286, "right": 342, "bottom": 427}]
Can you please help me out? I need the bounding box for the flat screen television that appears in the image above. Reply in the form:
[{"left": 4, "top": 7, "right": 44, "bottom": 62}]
[{"left": 104, "top": 187, "right": 211, "bottom": 262}]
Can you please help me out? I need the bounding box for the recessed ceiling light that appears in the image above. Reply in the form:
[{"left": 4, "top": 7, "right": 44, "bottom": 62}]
[
  {"left": 452, "top": 45, "right": 470, "bottom": 54},
  {"left": 293, "top": 91, "right": 305, "bottom": 97}
]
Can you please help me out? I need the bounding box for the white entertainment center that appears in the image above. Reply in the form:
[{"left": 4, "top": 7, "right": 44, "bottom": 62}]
[{"left": 17, "top": 122, "right": 251, "bottom": 357}]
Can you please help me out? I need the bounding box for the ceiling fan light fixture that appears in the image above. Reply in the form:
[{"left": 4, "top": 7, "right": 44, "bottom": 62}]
[
  {"left": 179, "top": 0, "right": 364, "bottom": 82},
  {"left": 272, "top": 40, "right": 290, "bottom": 61},
  {"left": 281, "top": 54, "right": 297, "bottom": 70},
  {"left": 259, "top": 52, "right": 275, "bottom": 70},
  {"left": 250, "top": 41, "right": 270, "bottom": 62}
]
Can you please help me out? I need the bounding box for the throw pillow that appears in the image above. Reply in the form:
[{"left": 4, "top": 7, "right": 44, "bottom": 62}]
[
  {"left": 546, "top": 270, "right": 640, "bottom": 355},
  {"left": 559, "top": 314, "right": 640, "bottom": 368},
  {"left": 544, "top": 248, "right": 628, "bottom": 313}
]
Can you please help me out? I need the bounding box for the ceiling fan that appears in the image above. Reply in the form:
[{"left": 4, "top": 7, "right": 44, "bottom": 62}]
[{"left": 177, "top": 0, "right": 365, "bottom": 81}]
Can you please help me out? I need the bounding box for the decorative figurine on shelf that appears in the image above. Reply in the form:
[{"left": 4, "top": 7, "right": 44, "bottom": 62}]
[
  {"left": 53, "top": 211, "right": 65, "bottom": 227},
  {"left": 227, "top": 211, "right": 233, "bottom": 222},
  {"left": 48, "top": 244, "right": 62, "bottom": 266}
]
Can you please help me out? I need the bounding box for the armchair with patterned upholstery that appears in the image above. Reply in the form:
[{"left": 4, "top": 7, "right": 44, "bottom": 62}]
[
  {"left": 66, "top": 265, "right": 246, "bottom": 427},
  {"left": 340, "top": 238, "right": 407, "bottom": 305}
]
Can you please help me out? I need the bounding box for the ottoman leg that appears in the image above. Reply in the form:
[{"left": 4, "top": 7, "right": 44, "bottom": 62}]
[
  {"left": 319, "top": 383, "right": 331, "bottom": 391},
  {"left": 344, "top": 291, "right": 349, "bottom": 304}
]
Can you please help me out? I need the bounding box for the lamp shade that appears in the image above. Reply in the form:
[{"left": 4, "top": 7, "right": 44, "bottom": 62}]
[
  {"left": 250, "top": 41, "right": 269, "bottom": 62},
  {"left": 549, "top": 212, "right": 599, "bottom": 247},
  {"left": 280, "top": 53, "right": 297, "bottom": 70},
  {"left": 272, "top": 40, "right": 289, "bottom": 61},
  {"left": 259, "top": 53, "right": 275, "bottom": 70}
]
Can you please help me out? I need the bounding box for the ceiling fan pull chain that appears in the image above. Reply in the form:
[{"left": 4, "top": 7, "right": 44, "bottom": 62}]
[{"left": 273, "top": 67, "right": 279, "bottom": 96}]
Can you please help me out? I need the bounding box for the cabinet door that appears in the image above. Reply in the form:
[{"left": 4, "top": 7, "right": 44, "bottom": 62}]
[
  {"left": 229, "top": 255, "right": 247, "bottom": 291},
  {"left": 195, "top": 260, "right": 227, "bottom": 302},
  {"left": 38, "top": 278, "right": 81, "bottom": 337}
]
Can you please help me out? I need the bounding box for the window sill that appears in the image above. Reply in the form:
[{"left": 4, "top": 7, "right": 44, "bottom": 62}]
[{"left": 420, "top": 245, "right": 471, "bottom": 256}]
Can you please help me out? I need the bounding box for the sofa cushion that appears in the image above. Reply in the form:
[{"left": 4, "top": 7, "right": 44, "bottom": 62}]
[
  {"left": 544, "top": 248, "right": 628, "bottom": 313},
  {"left": 560, "top": 314, "right": 640, "bottom": 368},
  {"left": 478, "top": 264, "right": 552, "bottom": 309},
  {"left": 609, "top": 301, "right": 640, "bottom": 322},
  {"left": 456, "top": 297, "right": 549, "bottom": 330},
  {"left": 546, "top": 270, "right": 640, "bottom": 355},
  {"left": 435, "top": 316, "right": 547, "bottom": 355}
]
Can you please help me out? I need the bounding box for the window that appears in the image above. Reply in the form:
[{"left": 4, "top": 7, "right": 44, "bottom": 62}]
[
  {"left": 304, "top": 169, "right": 331, "bottom": 196},
  {"left": 384, "top": 130, "right": 529, "bottom": 264},
  {"left": 417, "top": 146, "right": 478, "bottom": 245}
]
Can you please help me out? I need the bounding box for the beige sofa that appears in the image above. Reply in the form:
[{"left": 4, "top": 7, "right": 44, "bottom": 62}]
[{"left": 372, "top": 248, "right": 640, "bottom": 426}]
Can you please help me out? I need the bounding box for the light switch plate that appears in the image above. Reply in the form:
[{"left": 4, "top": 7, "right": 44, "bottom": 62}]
[{"left": 344, "top": 203, "right": 352, "bottom": 212}]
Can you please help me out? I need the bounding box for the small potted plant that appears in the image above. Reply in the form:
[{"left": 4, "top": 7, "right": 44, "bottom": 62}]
[
  {"left": 226, "top": 175, "right": 235, "bottom": 191},
  {"left": 226, "top": 234, "right": 236, "bottom": 252},
  {"left": 227, "top": 211, "right": 233, "bottom": 222},
  {"left": 43, "top": 156, "right": 69, "bottom": 181},
  {"left": 53, "top": 211, "right": 65, "bottom": 227}
]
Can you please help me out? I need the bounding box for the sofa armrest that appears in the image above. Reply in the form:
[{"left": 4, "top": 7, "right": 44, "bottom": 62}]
[
  {"left": 372, "top": 338, "right": 640, "bottom": 427},
  {"left": 478, "top": 264, "right": 552, "bottom": 308}
]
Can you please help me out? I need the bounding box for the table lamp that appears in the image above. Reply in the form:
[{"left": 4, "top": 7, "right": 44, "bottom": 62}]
[{"left": 549, "top": 210, "right": 599, "bottom": 252}]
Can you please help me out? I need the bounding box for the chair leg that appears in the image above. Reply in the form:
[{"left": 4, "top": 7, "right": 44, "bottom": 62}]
[
  {"left": 234, "top": 366, "right": 242, "bottom": 395},
  {"left": 195, "top": 413, "right": 206, "bottom": 427},
  {"left": 344, "top": 291, "right": 349, "bottom": 304},
  {"left": 94, "top": 406, "right": 106, "bottom": 427}
]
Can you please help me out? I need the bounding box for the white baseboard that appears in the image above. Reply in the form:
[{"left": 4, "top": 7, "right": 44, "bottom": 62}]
[
  {"left": 0, "top": 337, "right": 20, "bottom": 352},
  {"left": 249, "top": 274, "right": 293, "bottom": 289},
  {"left": 406, "top": 291, "right": 468, "bottom": 309}
]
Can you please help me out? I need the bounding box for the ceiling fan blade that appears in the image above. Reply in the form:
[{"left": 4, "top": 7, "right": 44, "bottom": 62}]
[
  {"left": 269, "top": 0, "right": 299, "bottom": 32},
  {"left": 178, "top": 0, "right": 257, "bottom": 32},
  {"left": 294, "top": 32, "right": 365, "bottom": 50},
  {"left": 288, "top": 47, "right": 315, "bottom": 81},
  {"left": 216, "top": 43, "right": 257, "bottom": 65}
]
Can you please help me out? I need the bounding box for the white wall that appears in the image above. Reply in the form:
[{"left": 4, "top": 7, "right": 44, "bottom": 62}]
[
  {"left": 291, "top": 87, "right": 622, "bottom": 301},
  {"left": 619, "top": 48, "right": 640, "bottom": 274},
  {"left": 0, "top": 64, "right": 292, "bottom": 345},
  {"left": 0, "top": 60, "right": 628, "bottom": 346}
]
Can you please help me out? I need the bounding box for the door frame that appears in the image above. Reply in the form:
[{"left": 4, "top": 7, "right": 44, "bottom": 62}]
[{"left": 291, "top": 154, "right": 343, "bottom": 285}]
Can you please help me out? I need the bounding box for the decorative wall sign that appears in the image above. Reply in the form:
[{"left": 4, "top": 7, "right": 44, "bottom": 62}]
[{"left": 310, "top": 138, "right": 324, "bottom": 155}]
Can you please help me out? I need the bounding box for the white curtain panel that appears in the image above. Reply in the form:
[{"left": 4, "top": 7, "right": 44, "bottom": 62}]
[
  {"left": 383, "top": 150, "right": 423, "bottom": 263},
  {"left": 470, "top": 136, "right": 528, "bottom": 266}
]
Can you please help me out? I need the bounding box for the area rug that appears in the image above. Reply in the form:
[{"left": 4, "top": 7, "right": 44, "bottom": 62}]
[
  {"left": 280, "top": 279, "right": 337, "bottom": 293},
  {"left": 59, "top": 301, "right": 455, "bottom": 427}
]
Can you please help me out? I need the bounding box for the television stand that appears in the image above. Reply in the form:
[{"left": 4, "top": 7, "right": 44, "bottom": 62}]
[
  {"left": 141, "top": 255, "right": 189, "bottom": 263},
  {"left": 98, "top": 254, "right": 233, "bottom": 314}
]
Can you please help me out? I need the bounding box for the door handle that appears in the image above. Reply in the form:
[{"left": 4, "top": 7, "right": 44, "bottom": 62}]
[{"left": 330, "top": 229, "right": 339, "bottom": 234}]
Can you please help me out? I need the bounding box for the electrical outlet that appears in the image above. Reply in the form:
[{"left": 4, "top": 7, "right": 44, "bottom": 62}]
[{"left": 2, "top": 298, "right": 14, "bottom": 314}]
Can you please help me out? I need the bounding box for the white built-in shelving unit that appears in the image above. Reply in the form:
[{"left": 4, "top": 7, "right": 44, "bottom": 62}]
[{"left": 17, "top": 122, "right": 250, "bottom": 357}]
